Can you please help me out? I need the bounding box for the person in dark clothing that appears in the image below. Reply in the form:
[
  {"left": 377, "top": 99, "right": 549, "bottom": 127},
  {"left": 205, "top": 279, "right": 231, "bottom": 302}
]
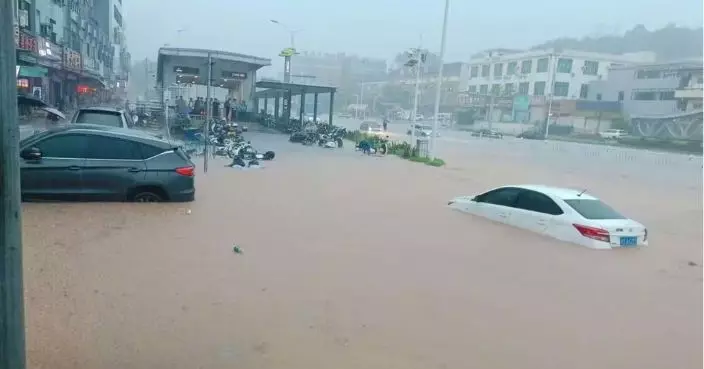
[
  {"left": 358, "top": 139, "right": 372, "bottom": 155},
  {"left": 383, "top": 117, "right": 389, "bottom": 131},
  {"left": 224, "top": 98, "right": 231, "bottom": 122},
  {"left": 212, "top": 98, "right": 220, "bottom": 119}
]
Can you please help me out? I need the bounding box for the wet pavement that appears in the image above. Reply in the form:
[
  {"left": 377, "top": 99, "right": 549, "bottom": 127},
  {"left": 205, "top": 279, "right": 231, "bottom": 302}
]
[{"left": 23, "top": 129, "right": 702, "bottom": 369}]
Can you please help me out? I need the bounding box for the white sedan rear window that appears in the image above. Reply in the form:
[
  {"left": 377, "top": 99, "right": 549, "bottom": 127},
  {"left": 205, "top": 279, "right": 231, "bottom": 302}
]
[
  {"left": 75, "top": 111, "right": 122, "bottom": 127},
  {"left": 564, "top": 199, "right": 626, "bottom": 220}
]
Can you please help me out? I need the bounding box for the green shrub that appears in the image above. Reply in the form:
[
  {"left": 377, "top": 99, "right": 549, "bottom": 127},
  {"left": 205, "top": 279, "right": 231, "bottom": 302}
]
[{"left": 343, "top": 130, "right": 446, "bottom": 167}]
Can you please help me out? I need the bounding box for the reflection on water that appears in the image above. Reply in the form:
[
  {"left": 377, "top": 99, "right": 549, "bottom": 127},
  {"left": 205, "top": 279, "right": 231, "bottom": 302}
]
[{"left": 24, "top": 132, "right": 702, "bottom": 369}]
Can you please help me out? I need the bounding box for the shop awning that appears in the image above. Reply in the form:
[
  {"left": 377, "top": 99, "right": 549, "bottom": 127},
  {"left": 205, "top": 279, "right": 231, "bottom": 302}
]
[{"left": 18, "top": 66, "right": 48, "bottom": 78}]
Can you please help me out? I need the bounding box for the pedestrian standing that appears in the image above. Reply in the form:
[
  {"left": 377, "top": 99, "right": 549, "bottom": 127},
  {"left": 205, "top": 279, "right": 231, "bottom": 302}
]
[
  {"left": 224, "top": 98, "right": 231, "bottom": 122},
  {"left": 213, "top": 98, "right": 221, "bottom": 120}
]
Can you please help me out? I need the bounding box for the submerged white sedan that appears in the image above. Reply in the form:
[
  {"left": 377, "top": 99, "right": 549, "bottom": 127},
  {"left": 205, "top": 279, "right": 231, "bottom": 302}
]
[{"left": 448, "top": 185, "right": 648, "bottom": 250}]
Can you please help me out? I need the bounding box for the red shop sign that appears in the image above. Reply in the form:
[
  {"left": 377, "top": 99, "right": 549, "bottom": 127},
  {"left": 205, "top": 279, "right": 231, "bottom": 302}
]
[{"left": 18, "top": 31, "right": 37, "bottom": 53}]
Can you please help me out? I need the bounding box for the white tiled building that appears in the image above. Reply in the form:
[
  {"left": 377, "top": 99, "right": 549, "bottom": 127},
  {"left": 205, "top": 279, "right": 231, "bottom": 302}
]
[{"left": 465, "top": 49, "right": 656, "bottom": 99}]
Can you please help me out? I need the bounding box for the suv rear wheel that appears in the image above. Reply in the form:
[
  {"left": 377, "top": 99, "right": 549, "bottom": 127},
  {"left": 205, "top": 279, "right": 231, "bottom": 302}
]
[{"left": 129, "top": 186, "right": 168, "bottom": 202}]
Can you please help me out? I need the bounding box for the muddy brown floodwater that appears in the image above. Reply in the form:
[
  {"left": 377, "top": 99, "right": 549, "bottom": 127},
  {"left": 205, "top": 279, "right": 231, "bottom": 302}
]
[{"left": 22, "top": 131, "right": 702, "bottom": 369}]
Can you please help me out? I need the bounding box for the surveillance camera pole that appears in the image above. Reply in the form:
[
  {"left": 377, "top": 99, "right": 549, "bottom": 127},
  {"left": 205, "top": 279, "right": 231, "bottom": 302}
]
[{"left": 0, "top": 0, "right": 27, "bottom": 368}]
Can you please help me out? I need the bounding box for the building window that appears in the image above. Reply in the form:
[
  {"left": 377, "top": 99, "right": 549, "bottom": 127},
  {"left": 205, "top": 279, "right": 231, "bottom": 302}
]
[
  {"left": 533, "top": 81, "right": 546, "bottom": 96},
  {"left": 553, "top": 82, "right": 569, "bottom": 97},
  {"left": 481, "top": 65, "right": 490, "bottom": 77},
  {"left": 556, "top": 58, "right": 573, "bottom": 73},
  {"left": 582, "top": 60, "right": 599, "bottom": 75},
  {"left": 632, "top": 91, "right": 657, "bottom": 100},
  {"left": 491, "top": 84, "right": 501, "bottom": 95},
  {"left": 659, "top": 90, "right": 675, "bottom": 100},
  {"left": 636, "top": 70, "right": 663, "bottom": 79},
  {"left": 468, "top": 86, "right": 477, "bottom": 93},
  {"left": 518, "top": 82, "right": 529, "bottom": 95},
  {"left": 520, "top": 60, "right": 532, "bottom": 74},
  {"left": 632, "top": 89, "right": 676, "bottom": 101},
  {"left": 596, "top": 93, "right": 602, "bottom": 101},
  {"left": 470, "top": 66, "right": 479, "bottom": 78},
  {"left": 479, "top": 84, "right": 488, "bottom": 94},
  {"left": 536, "top": 58, "right": 549, "bottom": 73},
  {"left": 507, "top": 62, "right": 517, "bottom": 75},
  {"left": 493, "top": 63, "right": 503, "bottom": 78},
  {"left": 579, "top": 84, "right": 589, "bottom": 99},
  {"left": 618, "top": 91, "right": 624, "bottom": 101},
  {"left": 504, "top": 83, "right": 514, "bottom": 95}
]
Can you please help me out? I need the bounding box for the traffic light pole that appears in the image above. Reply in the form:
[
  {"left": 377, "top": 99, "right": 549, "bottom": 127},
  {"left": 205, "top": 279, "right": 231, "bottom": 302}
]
[{"left": 0, "top": 0, "right": 27, "bottom": 367}]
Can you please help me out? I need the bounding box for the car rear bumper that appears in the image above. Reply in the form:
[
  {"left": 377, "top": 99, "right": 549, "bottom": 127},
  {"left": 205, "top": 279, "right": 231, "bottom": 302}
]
[{"left": 170, "top": 188, "right": 195, "bottom": 202}]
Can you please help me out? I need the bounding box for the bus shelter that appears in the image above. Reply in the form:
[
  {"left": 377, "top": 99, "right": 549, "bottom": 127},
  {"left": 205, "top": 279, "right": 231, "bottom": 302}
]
[
  {"left": 156, "top": 47, "right": 271, "bottom": 110},
  {"left": 254, "top": 81, "right": 337, "bottom": 125}
]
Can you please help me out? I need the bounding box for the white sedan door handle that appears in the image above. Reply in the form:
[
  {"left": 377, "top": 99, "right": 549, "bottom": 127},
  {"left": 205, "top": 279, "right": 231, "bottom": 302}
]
[{"left": 498, "top": 213, "right": 508, "bottom": 218}]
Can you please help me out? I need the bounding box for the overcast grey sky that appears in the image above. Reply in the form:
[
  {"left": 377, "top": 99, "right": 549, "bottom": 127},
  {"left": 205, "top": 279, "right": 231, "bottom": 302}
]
[{"left": 126, "top": 0, "right": 702, "bottom": 68}]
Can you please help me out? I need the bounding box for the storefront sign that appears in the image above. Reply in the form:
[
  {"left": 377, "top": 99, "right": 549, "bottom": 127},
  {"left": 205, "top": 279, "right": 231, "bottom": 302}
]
[
  {"left": 17, "top": 51, "right": 37, "bottom": 65},
  {"left": 63, "top": 48, "right": 82, "bottom": 72},
  {"left": 18, "top": 31, "right": 38, "bottom": 53},
  {"left": 222, "top": 71, "right": 247, "bottom": 79},
  {"left": 37, "top": 37, "right": 62, "bottom": 61},
  {"left": 173, "top": 66, "right": 199, "bottom": 75},
  {"left": 512, "top": 95, "right": 530, "bottom": 111},
  {"left": 82, "top": 57, "right": 101, "bottom": 76}
]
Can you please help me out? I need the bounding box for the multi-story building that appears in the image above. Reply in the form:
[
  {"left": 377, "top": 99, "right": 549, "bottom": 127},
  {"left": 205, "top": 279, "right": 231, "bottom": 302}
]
[
  {"left": 465, "top": 48, "right": 656, "bottom": 100},
  {"left": 389, "top": 61, "right": 470, "bottom": 112},
  {"left": 13, "top": 0, "right": 128, "bottom": 109},
  {"left": 589, "top": 61, "right": 703, "bottom": 116},
  {"left": 588, "top": 60, "right": 703, "bottom": 140},
  {"left": 459, "top": 48, "right": 655, "bottom": 122}
]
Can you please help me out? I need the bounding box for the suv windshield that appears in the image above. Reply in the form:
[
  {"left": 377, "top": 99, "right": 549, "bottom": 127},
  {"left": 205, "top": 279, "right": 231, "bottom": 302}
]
[
  {"left": 564, "top": 199, "right": 626, "bottom": 219},
  {"left": 75, "top": 111, "right": 122, "bottom": 127}
]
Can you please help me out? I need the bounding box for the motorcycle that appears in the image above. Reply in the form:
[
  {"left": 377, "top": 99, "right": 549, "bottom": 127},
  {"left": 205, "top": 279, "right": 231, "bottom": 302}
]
[{"left": 318, "top": 134, "right": 338, "bottom": 148}]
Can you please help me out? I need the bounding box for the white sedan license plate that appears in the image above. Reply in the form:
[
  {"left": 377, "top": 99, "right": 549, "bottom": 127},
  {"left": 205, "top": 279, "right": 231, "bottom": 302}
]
[{"left": 619, "top": 236, "right": 638, "bottom": 247}]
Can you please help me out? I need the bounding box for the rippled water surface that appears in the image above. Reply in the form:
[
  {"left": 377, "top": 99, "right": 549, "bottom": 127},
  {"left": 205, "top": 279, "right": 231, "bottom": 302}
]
[{"left": 24, "top": 130, "right": 702, "bottom": 369}]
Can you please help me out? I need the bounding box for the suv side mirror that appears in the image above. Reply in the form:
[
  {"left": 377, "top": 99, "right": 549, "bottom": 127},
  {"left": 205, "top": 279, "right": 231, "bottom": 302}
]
[{"left": 21, "top": 147, "right": 42, "bottom": 160}]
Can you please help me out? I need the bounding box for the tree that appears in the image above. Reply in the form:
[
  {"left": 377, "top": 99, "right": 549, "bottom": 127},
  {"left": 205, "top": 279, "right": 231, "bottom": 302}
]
[{"left": 531, "top": 25, "right": 703, "bottom": 61}]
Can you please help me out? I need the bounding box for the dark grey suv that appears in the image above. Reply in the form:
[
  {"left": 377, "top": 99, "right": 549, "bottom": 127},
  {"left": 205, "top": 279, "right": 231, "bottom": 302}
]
[{"left": 19, "top": 124, "right": 195, "bottom": 202}]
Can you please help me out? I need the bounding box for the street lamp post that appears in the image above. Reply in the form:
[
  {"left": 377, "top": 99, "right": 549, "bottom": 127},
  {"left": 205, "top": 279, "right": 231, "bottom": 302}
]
[
  {"left": 270, "top": 20, "right": 302, "bottom": 83},
  {"left": 429, "top": 0, "right": 450, "bottom": 159}
]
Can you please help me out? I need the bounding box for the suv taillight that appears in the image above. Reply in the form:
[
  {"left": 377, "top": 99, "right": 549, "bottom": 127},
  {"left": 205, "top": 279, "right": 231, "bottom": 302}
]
[
  {"left": 175, "top": 166, "right": 194, "bottom": 177},
  {"left": 643, "top": 228, "right": 648, "bottom": 242},
  {"left": 573, "top": 224, "right": 610, "bottom": 243}
]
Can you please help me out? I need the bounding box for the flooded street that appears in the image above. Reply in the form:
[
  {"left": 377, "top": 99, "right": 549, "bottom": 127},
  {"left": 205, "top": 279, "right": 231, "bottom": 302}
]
[{"left": 23, "top": 130, "right": 702, "bottom": 369}]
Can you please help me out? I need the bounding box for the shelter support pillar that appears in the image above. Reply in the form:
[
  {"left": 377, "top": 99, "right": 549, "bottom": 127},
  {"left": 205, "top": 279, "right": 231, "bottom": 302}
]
[
  {"left": 328, "top": 91, "right": 335, "bottom": 125},
  {"left": 299, "top": 90, "right": 306, "bottom": 123},
  {"left": 263, "top": 96, "right": 268, "bottom": 114},
  {"left": 285, "top": 90, "right": 292, "bottom": 124},
  {"left": 274, "top": 92, "right": 280, "bottom": 119},
  {"left": 313, "top": 93, "right": 318, "bottom": 123}
]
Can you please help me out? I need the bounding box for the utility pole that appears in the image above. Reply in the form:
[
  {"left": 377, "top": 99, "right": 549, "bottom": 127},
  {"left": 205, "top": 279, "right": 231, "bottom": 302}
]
[
  {"left": 544, "top": 51, "right": 558, "bottom": 140},
  {"left": 1, "top": 0, "right": 27, "bottom": 368},
  {"left": 429, "top": 0, "right": 450, "bottom": 159},
  {"left": 204, "top": 53, "right": 213, "bottom": 173}
]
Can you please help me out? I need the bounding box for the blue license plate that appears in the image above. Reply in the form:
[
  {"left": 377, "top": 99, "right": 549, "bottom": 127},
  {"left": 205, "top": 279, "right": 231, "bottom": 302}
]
[{"left": 620, "top": 236, "right": 638, "bottom": 247}]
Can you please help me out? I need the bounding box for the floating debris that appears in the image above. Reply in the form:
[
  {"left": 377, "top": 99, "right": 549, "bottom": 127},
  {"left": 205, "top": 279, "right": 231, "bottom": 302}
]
[{"left": 233, "top": 245, "right": 243, "bottom": 254}]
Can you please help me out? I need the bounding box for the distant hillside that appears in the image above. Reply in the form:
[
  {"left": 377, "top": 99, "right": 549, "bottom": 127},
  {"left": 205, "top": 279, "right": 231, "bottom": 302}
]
[{"left": 531, "top": 24, "right": 703, "bottom": 61}]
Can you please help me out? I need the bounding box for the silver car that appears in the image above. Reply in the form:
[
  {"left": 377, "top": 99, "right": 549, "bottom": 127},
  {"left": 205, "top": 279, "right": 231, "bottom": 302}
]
[{"left": 71, "top": 107, "right": 135, "bottom": 129}]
